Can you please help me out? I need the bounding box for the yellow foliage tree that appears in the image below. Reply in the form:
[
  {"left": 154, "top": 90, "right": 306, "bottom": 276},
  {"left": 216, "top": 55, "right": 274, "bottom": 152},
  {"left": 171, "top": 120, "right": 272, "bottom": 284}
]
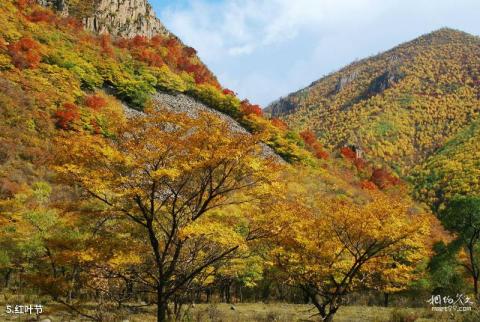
[
  {"left": 272, "top": 190, "right": 432, "bottom": 322},
  {"left": 54, "top": 108, "right": 281, "bottom": 322}
]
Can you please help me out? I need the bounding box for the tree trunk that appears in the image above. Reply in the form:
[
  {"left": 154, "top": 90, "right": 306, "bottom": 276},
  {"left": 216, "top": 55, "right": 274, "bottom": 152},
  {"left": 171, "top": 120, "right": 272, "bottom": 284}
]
[
  {"left": 4, "top": 269, "right": 12, "bottom": 288},
  {"left": 467, "top": 236, "right": 479, "bottom": 300},
  {"left": 384, "top": 292, "right": 389, "bottom": 307},
  {"left": 324, "top": 312, "right": 336, "bottom": 322},
  {"left": 157, "top": 288, "right": 167, "bottom": 322},
  {"left": 224, "top": 282, "right": 232, "bottom": 303},
  {"left": 474, "top": 275, "right": 478, "bottom": 300}
]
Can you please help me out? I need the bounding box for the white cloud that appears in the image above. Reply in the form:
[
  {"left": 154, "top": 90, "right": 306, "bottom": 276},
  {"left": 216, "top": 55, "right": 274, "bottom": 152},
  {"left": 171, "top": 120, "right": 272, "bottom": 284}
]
[{"left": 156, "top": 0, "right": 480, "bottom": 106}]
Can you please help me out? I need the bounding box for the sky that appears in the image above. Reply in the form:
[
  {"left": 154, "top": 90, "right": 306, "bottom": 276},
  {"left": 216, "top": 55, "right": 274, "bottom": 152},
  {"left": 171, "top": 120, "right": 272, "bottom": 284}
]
[{"left": 149, "top": 0, "right": 480, "bottom": 107}]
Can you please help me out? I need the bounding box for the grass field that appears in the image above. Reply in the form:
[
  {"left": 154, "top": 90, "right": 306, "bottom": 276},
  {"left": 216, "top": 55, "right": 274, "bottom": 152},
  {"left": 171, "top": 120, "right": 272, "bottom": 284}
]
[{"left": 1, "top": 300, "right": 477, "bottom": 322}]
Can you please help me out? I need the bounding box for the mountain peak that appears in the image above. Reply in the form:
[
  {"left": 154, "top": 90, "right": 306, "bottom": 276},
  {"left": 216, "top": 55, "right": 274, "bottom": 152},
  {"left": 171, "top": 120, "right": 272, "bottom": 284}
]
[
  {"left": 266, "top": 28, "right": 480, "bottom": 172},
  {"left": 38, "top": 0, "right": 171, "bottom": 38}
]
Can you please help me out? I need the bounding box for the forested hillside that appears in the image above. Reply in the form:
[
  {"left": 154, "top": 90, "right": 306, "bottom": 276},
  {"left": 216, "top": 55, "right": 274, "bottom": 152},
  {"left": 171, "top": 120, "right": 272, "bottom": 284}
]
[
  {"left": 413, "top": 117, "right": 480, "bottom": 211},
  {"left": 267, "top": 28, "right": 480, "bottom": 173},
  {"left": 0, "top": 1, "right": 474, "bottom": 321}
]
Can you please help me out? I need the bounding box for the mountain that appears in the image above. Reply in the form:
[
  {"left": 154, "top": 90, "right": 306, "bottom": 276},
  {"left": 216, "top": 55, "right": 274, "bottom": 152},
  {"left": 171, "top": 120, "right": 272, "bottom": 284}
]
[
  {"left": 413, "top": 116, "right": 480, "bottom": 211},
  {"left": 1, "top": 0, "right": 329, "bottom": 201},
  {"left": 266, "top": 28, "right": 480, "bottom": 174},
  {"left": 38, "top": 0, "right": 170, "bottom": 37}
]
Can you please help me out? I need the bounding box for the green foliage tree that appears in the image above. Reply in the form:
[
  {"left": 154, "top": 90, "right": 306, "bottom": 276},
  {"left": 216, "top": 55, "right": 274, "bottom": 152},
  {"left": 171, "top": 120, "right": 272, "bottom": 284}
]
[{"left": 440, "top": 196, "right": 480, "bottom": 299}]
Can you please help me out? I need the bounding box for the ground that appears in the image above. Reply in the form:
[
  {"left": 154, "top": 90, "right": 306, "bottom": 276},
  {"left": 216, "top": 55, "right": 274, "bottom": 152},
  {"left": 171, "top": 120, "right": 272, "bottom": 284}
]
[{"left": 1, "top": 298, "right": 476, "bottom": 322}]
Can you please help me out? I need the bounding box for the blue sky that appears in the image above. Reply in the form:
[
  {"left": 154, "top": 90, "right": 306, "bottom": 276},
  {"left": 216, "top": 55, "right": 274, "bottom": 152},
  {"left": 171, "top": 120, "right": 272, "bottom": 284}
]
[{"left": 150, "top": 0, "right": 480, "bottom": 106}]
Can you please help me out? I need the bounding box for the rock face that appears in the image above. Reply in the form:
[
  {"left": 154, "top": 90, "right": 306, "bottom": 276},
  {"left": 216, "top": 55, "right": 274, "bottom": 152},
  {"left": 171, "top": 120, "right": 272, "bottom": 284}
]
[
  {"left": 335, "top": 70, "right": 358, "bottom": 93},
  {"left": 367, "top": 69, "right": 403, "bottom": 96},
  {"left": 266, "top": 95, "right": 298, "bottom": 118},
  {"left": 38, "top": 0, "right": 171, "bottom": 38},
  {"left": 84, "top": 0, "right": 170, "bottom": 38}
]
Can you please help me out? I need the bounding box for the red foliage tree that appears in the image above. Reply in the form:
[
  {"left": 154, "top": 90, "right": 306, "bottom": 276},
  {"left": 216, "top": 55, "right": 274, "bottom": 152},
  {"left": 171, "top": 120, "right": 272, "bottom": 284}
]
[
  {"left": 340, "top": 146, "right": 356, "bottom": 160},
  {"left": 360, "top": 180, "right": 377, "bottom": 190},
  {"left": 115, "top": 38, "right": 130, "bottom": 49},
  {"left": 183, "top": 46, "right": 197, "bottom": 57},
  {"left": 27, "top": 9, "right": 56, "bottom": 23},
  {"left": 85, "top": 95, "right": 107, "bottom": 111},
  {"left": 135, "top": 48, "right": 164, "bottom": 67},
  {"left": 8, "top": 37, "right": 41, "bottom": 69},
  {"left": 300, "top": 129, "right": 317, "bottom": 146},
  {"left": 370, "top": 168, "right": 400, "bottom": 189},
  {"left": 59, "top": 16, "right": 84, "bottom": 31},
  {"left": 271, "top": 118, "right": 288, "bottom": 130},
  {"left": 312, "top": 144, "right": 329, "bottom": 160},
  {"left": 353, "top": 158, "right": 366, "bottom": 170},
  {"left": 240, "top": 100, "right": 263, "bottom": 117},
  {"left": 222, "top": 88, "right": 236, "bottom": 96},
  {"left": 150, "top": 35, "right": 165, "bottom": 47},
  {"left": 299, "top": 130, "right": 329, "bottom": 160},
  {"left": 55, "top": 103, "right": 80, "bottom": 130},
  {"left": 315, "top": 149, "right": 329, "bottom": 160},
  {"left": 15, "top": 0, "right": 35, "bottom": 10},
  {"left": 99, "top": 34, "right": 114, "bottom": 57},
  {"left": 165, "top": 38, "right": 182, "bottom": 65},
  {"left": 131, "top": 35, "right": 149, "bottom": 48}
]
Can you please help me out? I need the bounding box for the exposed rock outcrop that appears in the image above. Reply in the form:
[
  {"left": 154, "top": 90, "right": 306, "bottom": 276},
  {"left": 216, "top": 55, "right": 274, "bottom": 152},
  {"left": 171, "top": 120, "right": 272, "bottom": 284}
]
[
  {"left": 265, "top": 96, "right": 298, "bottom": 118},
  {"left": 38, "top": 0, "right": 171, "bottom": 38},
  {"left": 335, "top": 71, "right": 358, "bottom": 93},
  {"left": 119, "top": 91, "right": 284, "bottom": 162},
  {"left": 367, "top": 69, "right": 403, "bottom": 96}
]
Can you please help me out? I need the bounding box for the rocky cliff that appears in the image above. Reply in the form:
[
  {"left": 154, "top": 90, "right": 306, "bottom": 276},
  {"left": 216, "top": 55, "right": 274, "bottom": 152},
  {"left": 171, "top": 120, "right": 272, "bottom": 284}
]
[{"left": 38, "top": 0, "right": 170, "bottom": 38}]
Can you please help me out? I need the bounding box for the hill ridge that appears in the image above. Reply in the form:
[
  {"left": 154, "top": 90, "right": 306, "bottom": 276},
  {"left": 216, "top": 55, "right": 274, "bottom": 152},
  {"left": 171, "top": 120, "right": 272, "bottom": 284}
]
[{"left": 265, "top": 27, "right": 480, "bottom": 173}]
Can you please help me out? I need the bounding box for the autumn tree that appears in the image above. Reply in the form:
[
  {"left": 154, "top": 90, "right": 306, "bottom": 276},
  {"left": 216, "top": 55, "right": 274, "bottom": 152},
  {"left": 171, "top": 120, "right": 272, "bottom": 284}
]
[
  {"left": 55, "top": 102, "right": 80, "bottom": 130},
  {"left": 241, "top": 99, "right": 263, "bottom": 117},
  {"left": 7, "top": 37, "right": 41, "bottom": 69},
  {"left": 273, "top": 189, "right": 431, "bottom": 322},
  {"left": 55, "top": 108, "right": 280, "bottom": 322},
  {"left": 440, "top": 195, "right": 480, "bottom": 299}
]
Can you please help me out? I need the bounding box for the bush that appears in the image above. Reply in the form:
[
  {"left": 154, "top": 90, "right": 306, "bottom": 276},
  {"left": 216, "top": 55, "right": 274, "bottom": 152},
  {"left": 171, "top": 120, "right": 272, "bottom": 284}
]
[
  {"left": 55, "top": 102, "right": 80, "bottom": 130},
  {"left": 85, "top": 94, "right": 107, "bottom": 111},
  {"left": 27, "top": 9, "right": 56, "bottom": 23},
  {"left": 389, "top": 308, "right": 419, "bottom": 322},
  {"left": 7, "top": 37, "right": 41, "bottom": 69}
]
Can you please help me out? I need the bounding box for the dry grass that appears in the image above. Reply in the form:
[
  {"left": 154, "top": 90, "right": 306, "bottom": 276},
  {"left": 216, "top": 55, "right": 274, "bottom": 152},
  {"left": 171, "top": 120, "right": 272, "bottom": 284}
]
[{"left": 0, "top": 294, "right": 477, "bottom": 322}]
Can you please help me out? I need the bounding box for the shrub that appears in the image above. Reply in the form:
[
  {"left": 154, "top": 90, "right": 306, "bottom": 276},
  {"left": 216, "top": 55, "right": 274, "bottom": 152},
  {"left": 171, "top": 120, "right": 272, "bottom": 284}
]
[
  {"left": 85, "top": 95, "right": 107, "bottom": 111},
  {"left": 361, "top": 180, "right": 377, "bottom": 190},
  {"left": 15, "top": 0, "right": 35, "bottom": 10},
  {"left": 340, "top": 146, "right": 357, "bottom": 160},
  {"left": 389, "top": 308, "right": 419, "bottom": 322},
  {"left": 300, "top": 129, "right": 317, "bottom": 146},
  {"left": 7, "top": 37, "right": 41, "bottom": 69},
  {"left": 55, "top": 103, "right": 80, "bottom": 130},
  {"left": 99, "top": 34, "right": 114, "bottom": 57},
  {"left": 222, "top": 88, "right": 236, "bottom": 96},
  {"left": 241, "top": 99, "right": 263, "bottom": 117},
  {"left": 27, "top": 9, "right": 56, "bottom": 23},
  {"left": 371, "top": 168, "right": 400, "bottom": 189},
  {"left": 271, "top": 118, "right": 288, "bottom": 130}
]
